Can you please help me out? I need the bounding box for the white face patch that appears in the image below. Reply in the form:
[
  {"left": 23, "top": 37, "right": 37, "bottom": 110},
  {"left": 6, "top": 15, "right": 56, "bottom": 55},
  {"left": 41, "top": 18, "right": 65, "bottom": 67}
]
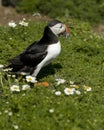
[{"left": 49, "top": 23, "right": 66, "bottom": 36}]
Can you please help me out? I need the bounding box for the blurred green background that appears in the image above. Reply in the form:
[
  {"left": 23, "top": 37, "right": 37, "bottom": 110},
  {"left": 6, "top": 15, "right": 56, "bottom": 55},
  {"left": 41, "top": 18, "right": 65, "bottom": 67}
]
[{"left": 2, "top": 0, "right": 104, "bottom": 24}]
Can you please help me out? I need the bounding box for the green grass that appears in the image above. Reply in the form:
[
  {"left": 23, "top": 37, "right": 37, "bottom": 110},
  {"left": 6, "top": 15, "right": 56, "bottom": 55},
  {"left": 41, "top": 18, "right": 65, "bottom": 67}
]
[{"left": 0, "top": 18, "right": 104, "bottom": 130}]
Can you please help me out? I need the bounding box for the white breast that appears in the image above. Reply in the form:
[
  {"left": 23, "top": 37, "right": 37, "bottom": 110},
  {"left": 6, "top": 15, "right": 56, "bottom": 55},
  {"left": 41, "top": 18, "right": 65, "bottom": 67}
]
[
  {"left": 47, "top": 41, "right": 61, "bottom": 58},
  {"left": 32, "top": 41, "right": 61, "bottom": 77},
  {"left": 44, "top": 41, "right": 61, "bottom": 66},
  {"left": 38, "top": 41, "right": 61, "bottom": 67}
]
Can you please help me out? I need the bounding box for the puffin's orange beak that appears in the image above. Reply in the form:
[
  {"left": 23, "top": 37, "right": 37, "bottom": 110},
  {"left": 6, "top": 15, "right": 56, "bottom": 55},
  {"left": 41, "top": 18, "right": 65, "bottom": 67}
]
[
  {"left": 59, "top": 24, "right": 70, "bottom": 39},
  {"left": 65, "top": 25, "right": 70, "bottom": 38}
]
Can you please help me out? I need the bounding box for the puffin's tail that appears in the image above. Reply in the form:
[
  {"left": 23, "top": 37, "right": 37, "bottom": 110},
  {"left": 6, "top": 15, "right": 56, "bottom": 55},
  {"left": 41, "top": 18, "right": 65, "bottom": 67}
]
[
  {"left": 4, "top": 55, "right": 23, "bottom": 72},
  {"left": 4, "top": 55, "right": 34, "bottom": 75}
]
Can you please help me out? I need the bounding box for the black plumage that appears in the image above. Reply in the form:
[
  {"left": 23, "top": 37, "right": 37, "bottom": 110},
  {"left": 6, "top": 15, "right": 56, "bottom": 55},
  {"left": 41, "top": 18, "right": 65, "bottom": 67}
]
[{"left": 5, "top": 20, "right": 69, "bottom": 77}]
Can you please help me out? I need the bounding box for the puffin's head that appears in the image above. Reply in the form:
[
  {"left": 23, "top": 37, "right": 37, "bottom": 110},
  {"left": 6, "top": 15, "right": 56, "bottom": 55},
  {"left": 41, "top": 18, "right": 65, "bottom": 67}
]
[{"left": 48, "top": 19, "right": 70, "bottom": 38}]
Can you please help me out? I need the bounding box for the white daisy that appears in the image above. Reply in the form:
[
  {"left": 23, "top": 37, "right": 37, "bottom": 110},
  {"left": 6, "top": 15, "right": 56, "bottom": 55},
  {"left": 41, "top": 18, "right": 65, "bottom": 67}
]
[
  {"left": 64, "top": 87, "right": 75, "bottom": 95},
  {"left": 12, "top": 75, "right": 16, "bottom": 78},
  {"left": 0, "top": 64, "right": 4, "bottom": 68},
  {"left": 8, "top": 112, "right": 13, "bottom": 116},
  {"left": 32, "top": 13, "right": 41, "bottom": 16},
  {"left": 20, "top": 72, "right": 27, "bottom": 75},
  {"left": 4, "top": 110, "right": 9, "bottom": 113},
  {"left": 69, "top": 81, "right": 74, "bottom": 85},
  {"left": 26, "top": 76, "right": 37, "bottom": 83},
  {"left": 75, "top": 90, "right": 81, "bottom": 95},
  {"left": 3, "top": 68, "right": 12, "bottom": 72},
  {"left": 55, "top": 78, "right": 66, "bottom": 85},
  {"left": 8, "top": 21, "right": 17, "bottom": 28},
  {"left": 22, "top": 84, "right": 30, "bottom": 91},
  {"left": 55, "top": 91, "right": 61, "bottom": 96},
  {"left": 19, "top": 19, "right": 28, "bottom": 26},
  {"left": 49, "top": 108, "right": 54, "bottom": 113},
  {"left": 13, "top": 125, "right": 19, "bottom": 130},
  {"left": 10, "top": 85, "right": 20, "bottom": 92},
  {"left": 84, "top": 85, "right": 92, "bottom": 92}
]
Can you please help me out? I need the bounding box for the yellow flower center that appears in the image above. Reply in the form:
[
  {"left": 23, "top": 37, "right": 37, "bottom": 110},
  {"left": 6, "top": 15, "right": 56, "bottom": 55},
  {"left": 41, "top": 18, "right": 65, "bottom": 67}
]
[{"left": 28, "top": 78, "right": 32, "bottom": 81}]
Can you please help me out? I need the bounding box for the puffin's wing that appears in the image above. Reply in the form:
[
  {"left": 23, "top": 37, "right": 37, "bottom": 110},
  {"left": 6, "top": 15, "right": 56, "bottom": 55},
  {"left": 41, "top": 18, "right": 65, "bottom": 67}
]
[
  {"left": 20, "top": 51, "right": 47, "bottom": 67},
  {"left": 7, "top": 41, "right": 48, "bottom": 73},
  {"left": 20, "top": 42, "right": 48, "bottom": 67}
]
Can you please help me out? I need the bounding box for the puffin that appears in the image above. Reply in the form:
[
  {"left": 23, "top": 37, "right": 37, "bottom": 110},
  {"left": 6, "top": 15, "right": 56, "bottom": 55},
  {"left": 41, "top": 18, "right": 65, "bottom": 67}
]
[{"left": 5, "top": 20, "right": 69, "bottom": 77}]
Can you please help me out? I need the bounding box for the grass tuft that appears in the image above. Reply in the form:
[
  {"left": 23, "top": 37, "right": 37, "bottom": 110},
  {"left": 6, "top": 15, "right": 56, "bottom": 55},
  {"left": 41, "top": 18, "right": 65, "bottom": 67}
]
[{"left": 0, "top": 18, "right": 104, "bottom": 130}]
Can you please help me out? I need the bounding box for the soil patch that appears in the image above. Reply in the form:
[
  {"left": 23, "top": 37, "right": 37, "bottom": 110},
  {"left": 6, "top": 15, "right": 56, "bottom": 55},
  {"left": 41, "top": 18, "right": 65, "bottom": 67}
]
[{"left": 0, "top": 6, "right": 50, "bottom": 25}]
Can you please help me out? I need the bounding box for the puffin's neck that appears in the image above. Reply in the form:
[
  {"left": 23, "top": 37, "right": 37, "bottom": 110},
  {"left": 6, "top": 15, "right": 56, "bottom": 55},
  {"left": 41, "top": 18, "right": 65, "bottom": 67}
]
[{"left": 40, "top": 26, "right": 59, "bottom": 44}]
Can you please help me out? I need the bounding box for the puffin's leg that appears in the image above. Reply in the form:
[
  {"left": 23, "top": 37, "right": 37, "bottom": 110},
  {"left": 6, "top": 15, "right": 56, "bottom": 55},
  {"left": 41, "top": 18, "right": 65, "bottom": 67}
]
[{"left": 32, "top": 65, "right": 42, "bottom": 77}]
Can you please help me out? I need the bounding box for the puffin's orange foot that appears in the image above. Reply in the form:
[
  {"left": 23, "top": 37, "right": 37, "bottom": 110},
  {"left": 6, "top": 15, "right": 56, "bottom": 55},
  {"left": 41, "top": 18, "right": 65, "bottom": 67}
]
[{"left": 34, "top": 82, "right": 49, "bottom": 87}]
